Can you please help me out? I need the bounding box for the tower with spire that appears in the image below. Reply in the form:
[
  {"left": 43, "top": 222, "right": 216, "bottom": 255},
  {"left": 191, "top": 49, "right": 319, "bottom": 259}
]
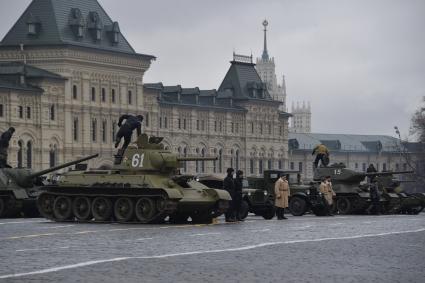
[
  {"left": 291, "top": 101, "right": 311, "bottom": 133},
  {"left": 255, "top": 20, "right": 286, "bottom": 110}
]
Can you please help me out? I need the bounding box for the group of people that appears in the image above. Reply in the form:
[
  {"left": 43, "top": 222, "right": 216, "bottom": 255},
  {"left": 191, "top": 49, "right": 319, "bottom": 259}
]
[{"left": 223, "top": 168, "right": 244, "bottom": 222}]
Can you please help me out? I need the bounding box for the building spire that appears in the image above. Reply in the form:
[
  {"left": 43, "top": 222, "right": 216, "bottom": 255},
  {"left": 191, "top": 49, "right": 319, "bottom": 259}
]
[{"left": 262, "top": 19, "right": 269, "bottom": 60}]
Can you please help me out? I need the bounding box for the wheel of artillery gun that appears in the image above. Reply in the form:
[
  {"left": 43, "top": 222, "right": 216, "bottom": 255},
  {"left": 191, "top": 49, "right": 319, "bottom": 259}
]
[
  {"left": 114, "top": 197, "right": 135, "bottom": 222},
  {"left": 336, "top": 197, "right": 352, "bottom": 214},
  {"left": 92, "top": 197, "right": 113, "bottom": 221},
  {"left": 72, "top": 197, "right": 92, "bottom": 221},
  {"left": 289, "top": 196, "right": 307, "bottom": 216}
]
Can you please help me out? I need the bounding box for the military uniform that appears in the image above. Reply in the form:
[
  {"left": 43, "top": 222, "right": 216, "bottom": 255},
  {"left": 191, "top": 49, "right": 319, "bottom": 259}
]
[
  {"left": 234, "top": 170, "right": 244, "bottom": 221},
  {"left": 320, "top": 180, "right": 336, "bottom": 215},
  {"left": 369, "top": 181, "right": 381, "bottom": 215},
  {"left": 274, "top": 177, "right": 290, "bottom": 220},
  {"left": 312, "top": 144, "right": 329, "bottom": 168},
  {"left": 115, "top": 115, "right": 143, "bottom": 152},
  {"left": 223, "top": 168, "right": 236, "bottom": 222}
]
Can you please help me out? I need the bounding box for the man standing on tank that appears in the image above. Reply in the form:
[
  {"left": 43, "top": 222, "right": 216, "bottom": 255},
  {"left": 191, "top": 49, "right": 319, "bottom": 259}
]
[
  {"left": 115, "top": 114, "right": 143, "bottom": 153},
  {"left": 234, "top": 170, "right": 244, "bottom": 221},
  {"left": 274, "top": 174, "right": 290, "bottom": 220},
  {"left": 312, "top": 143, "right": 329, "bottom": 168},
  {"left": 0, "top": 127, "right": 15, "bottom": 168},
  {"left": 223, "top": 168, "right": 236, "bottom": 222}
]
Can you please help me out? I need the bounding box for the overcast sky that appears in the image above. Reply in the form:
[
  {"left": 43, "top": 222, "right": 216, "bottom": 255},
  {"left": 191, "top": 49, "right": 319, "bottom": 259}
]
[{"left": 1, "top": 0, "right": 424, "bottom": 139}]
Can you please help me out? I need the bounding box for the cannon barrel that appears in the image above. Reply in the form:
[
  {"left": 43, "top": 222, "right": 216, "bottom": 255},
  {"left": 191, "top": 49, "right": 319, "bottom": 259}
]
[
  {"left": 177, "top": 156, "right": 218, "bottom": 162},
  {"left": 364, "top": 170, "right": 414, "bottom": 177},
  {"left": 27, "top": 154, "right": 99, "bottom": 179}
]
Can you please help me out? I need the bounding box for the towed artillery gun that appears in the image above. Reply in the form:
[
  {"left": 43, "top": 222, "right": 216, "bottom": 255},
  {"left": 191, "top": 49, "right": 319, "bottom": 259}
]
[
  {"left": 0, "top": 154, "right": 98, "bottom": 217},
  {"left": 37, "top": 134, "right": 231, "bottom": 224},
  {"left": 314, "top": 164, "right": 416, "bottom": 214}
]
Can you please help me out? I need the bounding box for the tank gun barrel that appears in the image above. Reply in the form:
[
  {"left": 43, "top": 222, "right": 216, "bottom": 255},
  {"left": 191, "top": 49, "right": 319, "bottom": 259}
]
[
  {"left": 177, "top": 156, "right": 218, "bottom": 162},
  {"left": 27, "top": 154, "right": 99, "bottom": 179}
]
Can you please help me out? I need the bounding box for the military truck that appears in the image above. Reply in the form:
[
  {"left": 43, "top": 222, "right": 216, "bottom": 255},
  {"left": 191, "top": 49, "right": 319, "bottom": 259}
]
[
  {"left": 0, "top": 154, "right": 98, "bottom": 218},
  {"left": 247, "top": 170, "right": 327, "bottom": 217},
  {"left": 314, "top": 163, "right": 416, "bottom": 214},
  {"left": 37, "top": 134, "right": 231, "bottom": 224}
]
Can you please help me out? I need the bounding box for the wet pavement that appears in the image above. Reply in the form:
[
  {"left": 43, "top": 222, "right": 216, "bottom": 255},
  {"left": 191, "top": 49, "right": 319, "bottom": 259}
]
[{"left": 0, "top": 213, "right": 424, "bottom": 282}]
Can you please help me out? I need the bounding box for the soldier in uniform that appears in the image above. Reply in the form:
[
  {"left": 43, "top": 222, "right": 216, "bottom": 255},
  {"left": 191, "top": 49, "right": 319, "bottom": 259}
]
[
  {"left": 114, "top": 114, "right": 143, "bottom": 153},
  {"left": 0, "top": 127, "right": 15, "bottom": 168},
  {"left": 312, "top": 143, "right": 330, "bottom": 168},
  {"left": 234, "top": 170, "right": 244, "bottom": 221},
  {"left": 223, "top": 168, "right": 236, "bottom": 222},
  {"left": 369, "top": 179, "right": 381, "bottom": 215},
  {"left": 320, "top": 176, "right": 336, "bottom": 216},
  {"left": 274, "top": 174, "right": 290, "bottom": 220},
  {"left": 366, "top": 164, "right": 377, "bottom": 183}
]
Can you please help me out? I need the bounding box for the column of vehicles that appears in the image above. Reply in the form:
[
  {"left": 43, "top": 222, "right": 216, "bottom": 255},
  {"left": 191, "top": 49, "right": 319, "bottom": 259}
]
[{"left": 1, "top": 134, "right": 424, "bottom": 221}]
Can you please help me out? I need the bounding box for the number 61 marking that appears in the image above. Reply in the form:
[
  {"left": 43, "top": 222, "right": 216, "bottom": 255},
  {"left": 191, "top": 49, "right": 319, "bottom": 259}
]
[{"left": 131, "top": 153, "right": 145, "bottom": 167}]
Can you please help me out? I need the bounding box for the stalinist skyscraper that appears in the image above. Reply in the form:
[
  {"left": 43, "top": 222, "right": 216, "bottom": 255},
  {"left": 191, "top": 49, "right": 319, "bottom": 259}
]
[{"left": 255, "top": 20, "right": 286, "bottom": 111}]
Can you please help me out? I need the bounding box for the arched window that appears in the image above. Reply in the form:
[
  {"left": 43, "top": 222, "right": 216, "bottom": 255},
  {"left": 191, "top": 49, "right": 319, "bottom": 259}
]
[
  {"left": 17, "top": 141, "right": 23, "bottom": 168},
  {"left": 128, "top": 90, "right": 132, "bottom": 105},
  {"left": 201, "top": 148, "right": 205, "bottom": 173},
  {"left": 235, "top": 149, "right": 240, "bottom": 171},
  {"left": 49, "top": 145, "right": 57, "bottom": 167},
  {"left": 91, "top": 87, "right": 96, "bottom": 101},
  {"left": 268, "top": 159, "right": 272, "bottom": 170},
  {"left": 195, "top": 148, "right": 200, "bottom": 173},
  {"left": 92, "top": 118, "right": 97, "bottom": 142},
  {"left": 230, "top": 149, "right": 234, "bottom": 168},
  {"left": 73, "top": 85, "right": 77, "bottom": 99},
  {"left": 101, "top": 88, "right": 106, "bottom": 102},
  {"left": 213, "top": 149, "right": 217, "bottom": 173},
  {"left": 218, "top": 149, "right": 223, "bottom": 173},
  {"left": 26, "top": 141, "right": 32, "bottom": 168},
  {"left": 250, "top": 159, "right": 254, "bottom": 174},
  {"left": 111, "top": 89, "right": 116, "bottom": 103},
  {"left": 50, "top": 105, "right": 55, "bottom": 120},
  {"left": 102, "top": 120, "right": 107, "bottom": 143},
  {"left": 73, "top": 117, "right": 79, "bottom": 141},
  {"left": 259, "top": 160, "right": 263, "bottom": 174},
  {"left": 183, "top": 147, "right": 187, "bottom": 172}
]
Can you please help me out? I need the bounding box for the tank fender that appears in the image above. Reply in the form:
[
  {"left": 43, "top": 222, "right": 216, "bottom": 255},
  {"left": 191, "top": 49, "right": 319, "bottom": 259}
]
[
  {"left": 159, "top": 188, "right": 184, "bottom": 200},
  {"left": 207, "top": 188, "right": 232, "bottom": 201}
]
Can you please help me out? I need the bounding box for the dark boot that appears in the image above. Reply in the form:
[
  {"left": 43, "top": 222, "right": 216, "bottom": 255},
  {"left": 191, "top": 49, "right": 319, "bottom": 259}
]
[
  {"left": 282, "top": 209, "right": 288, "bottom": 220},
  {"left": 276, "top": 207, "right": 282, "bottom": 220},
  {"left": 328, "top": 205, "right": 334, "bottom": 216}
]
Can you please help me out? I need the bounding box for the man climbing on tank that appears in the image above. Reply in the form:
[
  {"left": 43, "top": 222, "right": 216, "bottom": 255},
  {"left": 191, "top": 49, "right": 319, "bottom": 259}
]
[
  {"left": 312, "top": 143, "right": 329, "bottom": 168},
  {"left": 0, "top": 127, "right": 15, "bottom": 168},
  {"left": 114, "top": 114, "right": 144, "bottom": 154}
]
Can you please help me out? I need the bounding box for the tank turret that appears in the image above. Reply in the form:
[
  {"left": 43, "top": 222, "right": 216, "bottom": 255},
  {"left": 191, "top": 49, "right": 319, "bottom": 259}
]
[
  {"left": 37, "top": 134, "right": 230, "bottom": 224},
  {"left": 0, "top": 154, "right": 98, "bottom": 217}
]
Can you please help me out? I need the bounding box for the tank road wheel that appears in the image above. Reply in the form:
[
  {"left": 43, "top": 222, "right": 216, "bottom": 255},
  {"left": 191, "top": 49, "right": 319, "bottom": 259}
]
[
  {"left": 0, "top": 198, "right": 5, "bottom": 217},
  {"left": 114, "top": 197, "right": 134, "bottom": 222},
  {"left": 289, "top": 197, "right": 307, "bottom": 216},
  {"left": 156, "top": 197, "right": 166, "bottom": 212},
  {"left": 336, "top": 197, "right": 352, "bottom": 215},
  {"left": 135, "top": 198, "right": 156, "bottom": 223},
  {"left": 92, "top": 197, "right": 113, "bottom": 222},
  {"left": 53, "top": 196, "right": 73, "bottom": 221},
  {"left": 37, "top": 193, "right": 55, "bottom": 219},
  {"left": 72, "top": 197, "right": 92, "bottom": 221}
]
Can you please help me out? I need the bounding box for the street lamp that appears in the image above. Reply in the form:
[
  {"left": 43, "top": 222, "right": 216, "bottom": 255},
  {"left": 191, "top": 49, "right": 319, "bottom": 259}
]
[{"left": 394, "top": 126, "right": 402, "bottom": 170}]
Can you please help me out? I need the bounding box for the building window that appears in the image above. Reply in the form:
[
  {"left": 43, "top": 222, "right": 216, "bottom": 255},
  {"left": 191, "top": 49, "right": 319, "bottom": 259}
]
[
  {"left": 268, "top": 159, "right": 272, "bottom": 170},
  {"left": 268, "top": 124, "right": 271, "bottom": 135},
  {"left": 73, "top": 85, "right": 78, "bottom": 99},
  {"left": 196, "top": 148, "right": 200, "bottom": 173},
  {"left": 18, "top": 106, "right": 23, "bottom": 118},
  {"left": 91, "top": 87, "right": 96, "bottom": 101},
  {"left": 201, "top": 148, "right": 205, "bottom": 173},
  {"left": 164, "top": 117, "right": 168, "bottom": 128},
  {"left": 251, "top": 122, "right": 254, "bottom": 133},
  {"left": 49, "top": 146, "right": 57, "bottom": 168},
  {"left": 101, "top": 88, "right": 106, "bottom": 102},
  {"left": 362, "top": 163, "right": 366, "bottom": 172},
  {"left": 403, "top": 163, "right": 407, "bottom": 171},
  {"left": 230, "top": 150, "right": 234, "bottom": 168},
  {"left": 159, "top": 117, "right": 162, "bottom": 128},
  {"left": 231, "top": 122, "right": 234, "bottom": 133},
  {"left": 235, "top": 150, "right": 240, "bottom": 170},
  {"left": 26, "top": 141, "right": 32, "bottom": 169},
  {"left": 290, "top": 162, "right": 294, "bottom": 170},
  {"left": 260, "top": 123, "right": 263, "bottom": 135},
  {"left": 219, "top": 121, "right": 223, "bottom": 132},
  {"left": 278, "top": 160, "right": 283, "bottom": 170},
  {"left": 279, "top": 126, "right": 282, "bottom": 136},
  {"left": 178, "top": 118, "right": 181, "bottom": 129},
  {"left": 298, "top": 162, "right": 303, "bottom": 173},
  {"left": 395, "top": 163, "right": 400, "bottom": 171},
  {"left": 382, "top": 163, "right": 387, "bottom": 171},
  {"left": 50, "top": 105, "right": 55, "bottom": 120},
  {"left": 183, "top": 118, "right": 187, "bottom": 130},
  {"left": 17, "top": 141, "right": 23, "bottom": 168},
  {"left": 0, "top": 104, "right": 3, "bottom": 117},
  {"left": 128, "top": 90, "right": 132, "bottom": 104},
  {"left": 92, "top": 118, "right": 97, "bottom": 142},
  {"left": 73, "top": 117, "right": 79, "bottom": 141},
  {"left": 218, "top": 149, "right": 223, "bottom": 173},
  {"left": 214, "top": 121, "right": 217, "bottom": 132},
  {"left": 376, "top": 163, "right": 380, "bottom": 171},
  {"left": 112, "top": 120, "right": 117, "bottom": 142},
  {"left": 250, "top": 159, "right": 254, "bottom": 174},
  {"left": 145, "top": 113, "right": 149, "bottom": 127},
  {"left": 236, "top": 123, "right": 239, "bottom": 133},
  {"left": 259, "top": 160, "right": 263, "bottom": 174},
  {"left": 355, "top": 163, "right": 358, "bottom": 169},
  {"left": 196, "top": 120, "right": 200, "bottom": 131},
  {"left": 201, "top": 120, "right": 205, "bottom": 131},
  {"left": 26, "top": 107, "right": 31, "bottom": 119},
  {"left": 102, "top": 120, "right": 107, "bottom": 143},
  {"left": 183, "top": 147, "right": 187, "bottom": 172},
  {"left": 213, "top": 149, "right": 217, "bottom": 173},
  {"left": 111, "top": 89, "right": 116, "bottom": 103}
]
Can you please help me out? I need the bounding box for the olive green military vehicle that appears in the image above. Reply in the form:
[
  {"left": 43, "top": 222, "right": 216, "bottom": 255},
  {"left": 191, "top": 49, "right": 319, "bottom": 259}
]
[
  {"left": 314, "top": 164, "right": 415, "bottom": 214},
  {"left": 248, "top": 170, "right": 327, "bottom": 217},
  {"left": 37, "top": 134, "right": 231, "bottom": 224},
  {"left": 0, "top": 155, "right": 98, "bottom": 218}
]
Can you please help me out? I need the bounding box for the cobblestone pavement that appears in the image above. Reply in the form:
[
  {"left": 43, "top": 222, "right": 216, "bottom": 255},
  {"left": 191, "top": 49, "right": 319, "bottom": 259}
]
[{"left": 0, "top": 213, "right": 424, "bottom": 283}]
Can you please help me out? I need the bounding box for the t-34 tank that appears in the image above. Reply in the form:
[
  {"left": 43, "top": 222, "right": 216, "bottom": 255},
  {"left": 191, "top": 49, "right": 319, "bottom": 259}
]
[
  {"left": 37, "top": 134, "right": 231, "bottom": 224},
  {"left": 314, "top": 163, "right": 413, "bottom": 214},
  {"left": 0, "top": 154, "right": 98, "bottom": 218}
]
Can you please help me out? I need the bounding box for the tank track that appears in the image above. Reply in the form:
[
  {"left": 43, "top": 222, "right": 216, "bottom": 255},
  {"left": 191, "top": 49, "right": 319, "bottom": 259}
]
[{"left": 0, "top": 194, "right": 24, "bottom": 218}]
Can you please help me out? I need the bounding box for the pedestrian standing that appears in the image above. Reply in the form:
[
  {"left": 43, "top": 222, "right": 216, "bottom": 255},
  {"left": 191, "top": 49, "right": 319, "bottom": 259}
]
[
  {"left": 320, "top": 176, "right": 336, "bottom": 216},
  {"left": 369, "top": 179, "right": 381, "bottom": 215},
  {"left": 234, "top": 170, "right": 244, "bottom": 221},
  {"left": 223, "top": 168, "right": 236, "bottom": 222},
  {"left": 274, "top": 175, "right": 290, "bottom": 220}
]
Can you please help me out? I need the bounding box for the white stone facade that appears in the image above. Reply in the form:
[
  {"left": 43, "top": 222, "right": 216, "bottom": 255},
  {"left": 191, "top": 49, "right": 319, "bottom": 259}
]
[{"left": 290, "top": 101, "right": 311, "bottom": 133}]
